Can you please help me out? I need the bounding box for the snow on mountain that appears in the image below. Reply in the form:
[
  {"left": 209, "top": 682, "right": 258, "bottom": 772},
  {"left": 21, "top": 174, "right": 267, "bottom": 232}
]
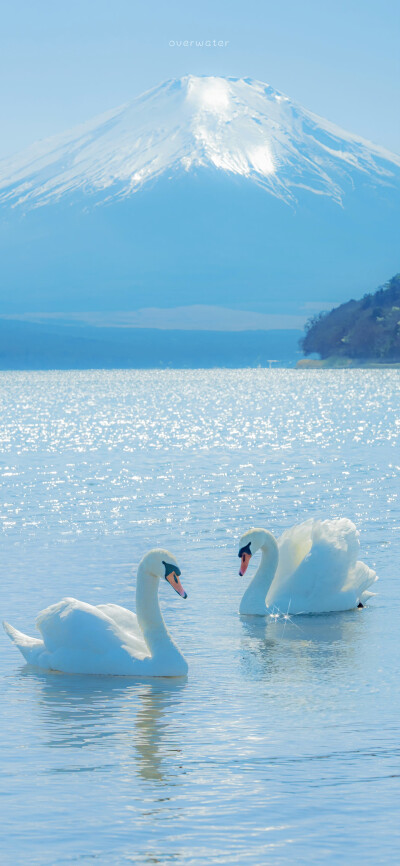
[
  {"left": 1, "top": 75, "right": 399, "bottom": 209},
  {"left": 1, "top": 75, "right": 399, "bottom": 317}
]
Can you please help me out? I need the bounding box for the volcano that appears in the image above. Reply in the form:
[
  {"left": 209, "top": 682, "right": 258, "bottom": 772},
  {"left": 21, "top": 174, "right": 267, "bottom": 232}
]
[{"left": 0, "top": 75, "right": 399, "bottom": 315}]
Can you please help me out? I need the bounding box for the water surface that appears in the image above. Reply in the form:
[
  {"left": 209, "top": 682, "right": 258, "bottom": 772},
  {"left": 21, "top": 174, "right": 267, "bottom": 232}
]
[{"left": 1, "top": 369, "right": 399, "bottom": 864}]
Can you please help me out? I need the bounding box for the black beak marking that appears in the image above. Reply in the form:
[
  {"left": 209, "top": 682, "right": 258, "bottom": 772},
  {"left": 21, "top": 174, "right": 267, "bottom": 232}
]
[
  {"left": 162, "top": 560, "right": 181, "bottom": 579},
  {"left": 238, "top": 542, "right": 252, "bottom": 558}
]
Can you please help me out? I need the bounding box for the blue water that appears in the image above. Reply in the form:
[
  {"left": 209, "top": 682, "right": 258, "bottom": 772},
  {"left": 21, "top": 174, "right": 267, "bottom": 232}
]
[{"left": 1, "top": 369, "right": 399, "bottom": 865}]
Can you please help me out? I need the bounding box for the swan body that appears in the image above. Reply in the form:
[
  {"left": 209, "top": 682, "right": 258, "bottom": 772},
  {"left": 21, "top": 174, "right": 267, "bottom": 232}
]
[
  {"left": 238, "top": 519, "right": 377, "bottom": 616},
  {"left": 3, "top": 549, "right": 188, "bottom": 677}
]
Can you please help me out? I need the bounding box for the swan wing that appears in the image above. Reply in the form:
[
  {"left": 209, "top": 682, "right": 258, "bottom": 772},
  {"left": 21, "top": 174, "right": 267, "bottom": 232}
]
[
  {"left": 344, "top": 560, "right": 378, "bottom": 599},
  {"left": 275, "top": 518, "right": 314, "bottom": 583},
  {"left": 312, "top": 518, "right": 360, "bottom": 569},
  {"left": 33, "top": 597, "right": 149, "bottom": 673},
  {"left": 96, "top": 603, "right": 148, "bottom": 655},
  {"left": 270, "top": 519, "right": 375, "bottom": 613},
  {"left": 36, "top": 598, "right": 119, "bottom": 653}
]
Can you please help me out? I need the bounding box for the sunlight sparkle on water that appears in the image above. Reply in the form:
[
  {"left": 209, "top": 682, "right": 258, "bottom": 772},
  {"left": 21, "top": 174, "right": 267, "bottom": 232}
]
[{"left": 0, "top": 369, "right": 399, "bottom": 865}]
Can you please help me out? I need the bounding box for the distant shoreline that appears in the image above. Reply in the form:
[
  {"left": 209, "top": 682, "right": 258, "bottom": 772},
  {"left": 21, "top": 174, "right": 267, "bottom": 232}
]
[
  {"left": 1, "top": 362, "right": 399, "bottom": 372},
  {"left": 297, "top": 357, "right": 400, "bottom": 369},
  {"left": 0, "top": 318, "right": 302, "bottom": 370}
]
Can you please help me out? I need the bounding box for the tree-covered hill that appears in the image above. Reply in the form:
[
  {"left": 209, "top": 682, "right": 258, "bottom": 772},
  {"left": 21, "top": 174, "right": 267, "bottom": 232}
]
[{"left": 301, "top": 274, "right": 400, "bottom": 361}]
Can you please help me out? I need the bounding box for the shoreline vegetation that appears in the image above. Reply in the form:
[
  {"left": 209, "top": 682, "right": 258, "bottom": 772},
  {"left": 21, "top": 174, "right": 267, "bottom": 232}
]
[{"left": 300, "top": 273, "right": 400, "bottom": 364}]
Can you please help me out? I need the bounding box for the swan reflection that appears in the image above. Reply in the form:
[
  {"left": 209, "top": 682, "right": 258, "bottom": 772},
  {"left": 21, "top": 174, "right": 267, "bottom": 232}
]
[
  {"left": 21, "top": 668, "right": 186, "bottom": 782},
  {"left": 239, "top": 608, "right": 369, "bottom": 683}
]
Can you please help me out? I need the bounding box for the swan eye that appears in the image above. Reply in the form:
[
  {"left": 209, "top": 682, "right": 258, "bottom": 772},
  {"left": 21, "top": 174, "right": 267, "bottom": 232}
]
[{"left": 238, "top": 542, "right": 252, "bottom": 559}]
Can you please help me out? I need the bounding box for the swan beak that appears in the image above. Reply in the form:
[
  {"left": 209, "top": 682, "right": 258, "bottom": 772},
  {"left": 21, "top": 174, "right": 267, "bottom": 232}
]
[
  {"left": 165, "top": 571, "right": 187, "bottom": 599},
  {"left": 239, "top": 552, "right": 252, "bottom": 576}
]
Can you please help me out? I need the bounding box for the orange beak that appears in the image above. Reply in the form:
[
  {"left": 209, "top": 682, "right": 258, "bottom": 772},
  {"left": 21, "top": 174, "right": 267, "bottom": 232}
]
[
  {"left": 165, "top": 570, "right": 187, "bottom": 598},
  {"left": 239, "top": 552, "right": 252, "bottom": 576}
]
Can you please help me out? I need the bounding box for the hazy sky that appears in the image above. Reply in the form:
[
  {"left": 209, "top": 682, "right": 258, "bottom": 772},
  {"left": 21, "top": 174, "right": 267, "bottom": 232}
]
[{"left": 1, "top": 0, "right": 399, "bottom": 159}]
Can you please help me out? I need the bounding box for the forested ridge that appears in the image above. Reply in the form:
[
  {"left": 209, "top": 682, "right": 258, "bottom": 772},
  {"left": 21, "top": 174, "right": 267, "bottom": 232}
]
[{"left": 301, "top": 274, "right": 400, "bottom": 361}]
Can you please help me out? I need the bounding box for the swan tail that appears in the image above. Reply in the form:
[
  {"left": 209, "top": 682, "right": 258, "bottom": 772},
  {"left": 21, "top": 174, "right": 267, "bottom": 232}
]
[
  {"left": 359, "top": 589, "right": 377, "bottom": 604},
  {"left": 346, "top": 561, "right": 378, "bottom": 605},
  {"left": 3, "top": 621, "right": 44, "bottom": 663}
]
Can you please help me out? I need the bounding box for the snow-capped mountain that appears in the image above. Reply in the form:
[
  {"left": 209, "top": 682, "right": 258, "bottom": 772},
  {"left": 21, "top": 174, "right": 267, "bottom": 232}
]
[
  {"left": 0, "top": 76, "right": 399, "bottom": 316},
  {"left": 1, "top": 75, "right": 399, "bottom": 209}
]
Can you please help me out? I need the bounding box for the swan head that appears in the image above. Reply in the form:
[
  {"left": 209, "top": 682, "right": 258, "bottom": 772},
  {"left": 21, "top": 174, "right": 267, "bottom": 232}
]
[
  {"left": 139, "top": 549, "right": 187, "bottom": 598},
  {"left": 238, "top": 528, "right": 277, "bottom": 576}
]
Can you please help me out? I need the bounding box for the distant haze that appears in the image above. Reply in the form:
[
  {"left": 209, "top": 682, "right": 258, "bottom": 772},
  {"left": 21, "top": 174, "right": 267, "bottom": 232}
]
[{"left": 0, "top": 307, "right": 308, "bottom": 331}]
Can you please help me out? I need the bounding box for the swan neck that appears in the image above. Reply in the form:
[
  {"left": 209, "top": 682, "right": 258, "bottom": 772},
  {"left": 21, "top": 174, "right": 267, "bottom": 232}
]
[
  {"left": 135, "top": 563, "right": 177, "bottom": 658},
  {"left": 255, "top": 542, "right": 278, "bottom": 593},
  {"left": 136, "top": 565, "right": 166, "bottom": 639},
  {"left": 240, "top": 534, "right": 278, "bottom": 614}
]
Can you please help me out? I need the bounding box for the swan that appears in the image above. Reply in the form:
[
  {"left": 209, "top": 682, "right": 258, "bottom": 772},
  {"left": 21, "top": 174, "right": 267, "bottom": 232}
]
[
  {"left": 3, "top": 549, "right": 188, "bottom": 677},
  {"left": 237, "top": 519, "right": 378, "bottom": 616}
]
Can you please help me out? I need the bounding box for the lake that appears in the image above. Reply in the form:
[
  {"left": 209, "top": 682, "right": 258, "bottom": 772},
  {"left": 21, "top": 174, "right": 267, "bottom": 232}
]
[{"left": 1, "top": 369, "right": 399, "bottom": 864}]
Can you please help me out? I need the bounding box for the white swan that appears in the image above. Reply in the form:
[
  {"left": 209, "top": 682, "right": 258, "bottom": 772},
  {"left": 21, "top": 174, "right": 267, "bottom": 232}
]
[
  {"left": 3, "top": 549, "right": 188, "bottom": 677},
  {"left": 237, "top": 519, "right": 378, "bottom": 616}
]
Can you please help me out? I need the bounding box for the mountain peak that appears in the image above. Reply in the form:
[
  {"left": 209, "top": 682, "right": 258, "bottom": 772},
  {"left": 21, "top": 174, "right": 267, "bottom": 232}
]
[{"left": 1, "top": 74, "right": 399, "bottom": 209}]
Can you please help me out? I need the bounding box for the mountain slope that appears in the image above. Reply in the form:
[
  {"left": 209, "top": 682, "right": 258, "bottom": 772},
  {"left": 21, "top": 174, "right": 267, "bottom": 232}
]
[
  {"left": 0, "top": 75, "right": 399, "bottom": 316},
  {"left": 1, "top": 75, "right": 399, "bottom": 209}
]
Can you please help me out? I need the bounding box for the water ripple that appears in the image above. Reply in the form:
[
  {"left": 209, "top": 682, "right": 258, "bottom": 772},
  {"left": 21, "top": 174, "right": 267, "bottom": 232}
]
[{"left": 1, "top": 369, "right": 399, "bottom": 865}]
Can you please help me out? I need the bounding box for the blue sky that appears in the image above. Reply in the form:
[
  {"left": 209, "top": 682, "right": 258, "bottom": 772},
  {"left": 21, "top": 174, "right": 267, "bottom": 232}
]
[{"left": 1, "top": 0, "right": 399, "bottom": 159}]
